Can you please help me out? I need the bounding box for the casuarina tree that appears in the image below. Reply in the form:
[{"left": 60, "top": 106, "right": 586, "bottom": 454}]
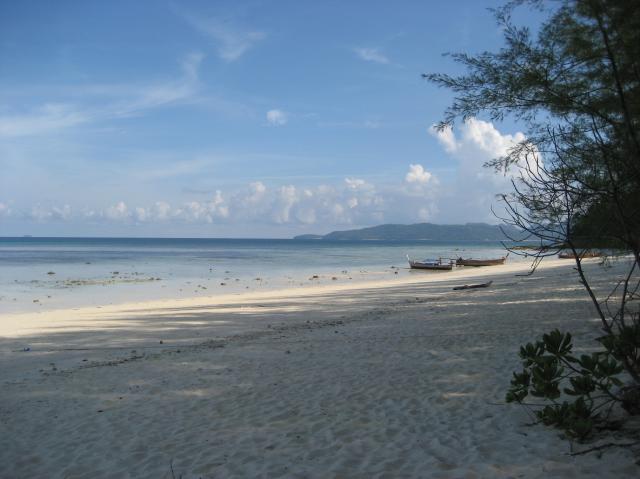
[{"left": 425, "top": 0, "right": 640, "bottom": 440}]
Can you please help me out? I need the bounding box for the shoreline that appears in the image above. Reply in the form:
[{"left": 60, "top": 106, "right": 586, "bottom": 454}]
[
  {"left": 0, "top": 237, "right": 518, "bottom": 316},
  {"left": 2, "top": 257, "right": 569, "bottom": 340}
]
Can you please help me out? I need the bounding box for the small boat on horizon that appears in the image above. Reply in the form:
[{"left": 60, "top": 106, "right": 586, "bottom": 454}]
[
  {"left": 407, "top": 256, "right": 454, "bottom": 271},
  {"left": 456, "top": 256, "right": 507, "bottom": 267}
]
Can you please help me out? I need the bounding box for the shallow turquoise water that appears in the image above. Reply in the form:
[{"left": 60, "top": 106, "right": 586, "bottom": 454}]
[{"left": 0, "top": 237, "right": 517, "bottom": 313}]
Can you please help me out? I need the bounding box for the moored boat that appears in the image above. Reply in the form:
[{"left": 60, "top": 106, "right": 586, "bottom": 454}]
[
  {"left": 456, "top": 256, "right": 506, "bottom": 267},
  {"left": 407, "top": 256, "right": 454, "bottom": 270},
  {"left": 558, "top": 250, "right": 602, "bottom": 259}
]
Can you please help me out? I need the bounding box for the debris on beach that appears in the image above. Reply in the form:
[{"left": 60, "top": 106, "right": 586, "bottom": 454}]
[{"left": 452, "top": 280, "right": 493, "bottom": 291}]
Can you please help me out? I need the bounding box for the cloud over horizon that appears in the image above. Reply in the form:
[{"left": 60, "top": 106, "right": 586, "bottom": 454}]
[
  {"left": 0, "top": 117, "right": 526, "bottom": 236},
  {"left": 1, "top": 164, "right": 441, "bottom": 231}
]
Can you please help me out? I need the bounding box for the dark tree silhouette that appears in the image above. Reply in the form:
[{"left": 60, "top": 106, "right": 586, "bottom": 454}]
[{"left": 425, "top": 0, "right": 640, "bottom": 439}]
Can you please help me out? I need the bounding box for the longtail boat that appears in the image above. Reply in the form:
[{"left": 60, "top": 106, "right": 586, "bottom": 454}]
[
  {"left": 456, "top": 256, "right": 507, "bottom": 267},
  {"left": 407, "top": 256, "right": 454, "bottom": 271},
  {"left": 558, "top": 250, "right": 602, "bottom": 259}
]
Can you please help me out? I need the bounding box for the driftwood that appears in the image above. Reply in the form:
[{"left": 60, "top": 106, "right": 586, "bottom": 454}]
[{"left": 452, "top": 280, "right": 493, "bottom": 291}]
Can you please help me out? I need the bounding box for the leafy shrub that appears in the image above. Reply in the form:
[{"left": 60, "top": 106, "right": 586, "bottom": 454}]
[{"left": 506, "top": 329, "right": 640, "bottom": 440}]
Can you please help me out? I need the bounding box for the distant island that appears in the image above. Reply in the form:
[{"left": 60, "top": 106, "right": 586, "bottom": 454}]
[{"left": 294, "top": 222, "right": 522, "bottom": 241}]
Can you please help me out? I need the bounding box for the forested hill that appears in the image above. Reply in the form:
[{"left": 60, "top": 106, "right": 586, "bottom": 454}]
[{"left": 294, "top": 223, "right": 521, "bottom": 241}]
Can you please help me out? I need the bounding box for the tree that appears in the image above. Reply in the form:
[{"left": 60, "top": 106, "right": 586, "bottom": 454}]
[{"left": 425, "top": 0, "right": 640, "bottom": 438}]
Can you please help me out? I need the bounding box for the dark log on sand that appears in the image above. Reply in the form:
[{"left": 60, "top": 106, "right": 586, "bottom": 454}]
[{"left": 452, "top": 280, "right": 493, "bottom": 291}]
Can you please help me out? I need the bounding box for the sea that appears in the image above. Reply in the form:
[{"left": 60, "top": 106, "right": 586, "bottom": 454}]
[{"left": 0, "top": 237, "right": 522, "bottom": 314}]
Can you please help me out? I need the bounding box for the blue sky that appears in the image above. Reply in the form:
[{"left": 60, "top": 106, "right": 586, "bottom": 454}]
[{"left": 0, "top": 0, "right": 542, "bottom": 237}]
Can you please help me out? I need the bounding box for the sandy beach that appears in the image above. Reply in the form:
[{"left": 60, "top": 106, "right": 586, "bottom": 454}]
[{"left": 2, "top": 258, "right": 639, "bottom": 478}]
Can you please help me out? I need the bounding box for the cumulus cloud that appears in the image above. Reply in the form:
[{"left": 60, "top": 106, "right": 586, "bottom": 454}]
[
  {"left": 272, "top": 185, "right": 297, "bottom": 223},
  {"left": 11, "top": 162, "right": 446, "bottom": 230},
  {"left": 176, "top": 191, "right": 229, "bottom": 223},
  {"left": 429, "top": 118, "right": 527, "bottom": 223},
  {"left": 344, "top": 178, "right": 367, "bottom": 190},
  {"left": 152, "top": 201, "right": 172, "bottom": 221},
  {"left": 29, "top": 204, "right": 73, "bottom": 222},
  {"left": 11, "top": 122, "right": 525, "bottom": 231},
  {"left": 430, "top": 125, "right": 458, "bottom": 154},
  {"left": 266, "top": 109, "right": 288, "bottom": 126},
  {"left": 353, "top": 47, "right": 389, "bottom": 64},
  {"left": 7, "top": 120, "right": 527, "bottom": 233},
  {"left": 405, "top": 164, "right": 433, "bottom": 184},
  {"left": 0, "top": 202, "right": 12, "bottom": 217},
  {"left": 105, "top": 201, "right": 130, "bottom": 221},
  {"left": 431, "top": 118, "right": 526, "bottom": 167}
]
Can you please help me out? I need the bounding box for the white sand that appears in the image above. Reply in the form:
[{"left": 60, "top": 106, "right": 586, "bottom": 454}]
[{"left": 1, "top": 258, "right": 639, "bottom": 478}]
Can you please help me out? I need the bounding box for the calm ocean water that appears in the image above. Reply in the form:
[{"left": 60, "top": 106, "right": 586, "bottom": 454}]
[{"left": 0, "top": 237, "right": 517, "bottom": 313}]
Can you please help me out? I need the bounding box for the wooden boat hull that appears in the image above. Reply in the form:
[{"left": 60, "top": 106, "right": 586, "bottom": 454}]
[
  {"left": 558, "top": 251, "right": 602, "bottom": 259},
  {"left": 456, "top": 257, "right": 506, "bottom": 267},
  {"left": 408, "top": 261, "right": 453, "bottom": 271}
]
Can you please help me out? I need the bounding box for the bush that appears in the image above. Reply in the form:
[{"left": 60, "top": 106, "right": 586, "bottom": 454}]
[{"left": 506, "top": 328, "right": 639, "bottom": 440}]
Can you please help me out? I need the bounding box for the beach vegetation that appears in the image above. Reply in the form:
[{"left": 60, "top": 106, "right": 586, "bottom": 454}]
[
  {"left": 506, "top": 328, "right": 634, "bottom": 439},
  {"left": 425, "top": 0, "right": 640, "bottom": 441}
]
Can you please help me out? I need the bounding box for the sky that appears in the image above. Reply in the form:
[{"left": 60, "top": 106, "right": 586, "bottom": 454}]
[{"left": 0, "top": 0, "right": 543, "bottom": 238}]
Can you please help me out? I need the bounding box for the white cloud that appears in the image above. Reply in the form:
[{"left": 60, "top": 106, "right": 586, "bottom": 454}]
[
  {"left": 354, "top": 47, "right": 389, "bottom": 64},
  {"left": 0, "top": 202, "right": 12, "bottom": 217},
  {"left": 250, "top": 181, "right": 266, "bottom": 195},
  {"left": 273, "top": 185, "right": 297, "bottom": 223},
  {"left": 345, "top": 178, "right": 367, "bottom": 190},
  {"left": 152, "top": 201, "right": 172, "bottom": 221},
  {"left": 0, "top": 53, "right": 203, "bottom": 138},
  {"left": 405, "top": 164, "right": 433, "bottom": 184},
  {"left": 431, "top": 118, "right": 526, "bottom": 166},
  {"left": 108, "top": 52, "right": 203, "bottom": 117},
  {"left": 0, "top": 103, "right": 89, "bottom": 138},
  {"left": 180, "top": 11, "right": 265, "bottom": 62},
  {"left": 134, "top": 207, "right": 148, "bottom": 222},
  {"left": 10, "top": 125, "right": 525, "bottom": 231},
  {"left": 429, "top": 125, "right": 458, "bottom": 154},
  {"left": 175, "top": 191, "right": 229, "bottom": 223},
  {"left": 266, "top": 109, "right": 288, "bottom": 126},
  {"left": 28, "top": 204, "right": 74, "bottom": 222},
  {"left": 105, "top": 201, "right": 130, "bottom": 221},
  {"left": 429, "top": 118, "right": 527, "bottom": 223}
]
